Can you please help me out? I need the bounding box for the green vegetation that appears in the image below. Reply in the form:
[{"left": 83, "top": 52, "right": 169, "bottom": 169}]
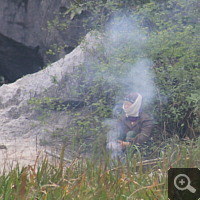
[
  {"left": 0, "top": 137, "right": 200, "bottom": 199},
  {"left": 45, "top": 0, "right": 200, "bottom": 139},
  {"left": 39, "top": 0, "right": 200, "bottom": 153},
  {"left": 1, "top": 0, "right": 200, "bottom": 199}
]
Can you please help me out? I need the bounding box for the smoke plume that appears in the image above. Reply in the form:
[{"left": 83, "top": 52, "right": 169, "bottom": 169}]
[{"left": 104, "top": 15, "right": 155, "bottom": 159}]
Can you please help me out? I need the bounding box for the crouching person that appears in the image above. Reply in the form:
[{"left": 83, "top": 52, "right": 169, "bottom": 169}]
[{"left": 117, "top": 92, "right": 153, "bottom": 159}]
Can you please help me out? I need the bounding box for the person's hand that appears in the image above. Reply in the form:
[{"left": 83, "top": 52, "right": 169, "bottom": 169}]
[{"left": 117, "top": 140, "right": 131, "bottom": 148}]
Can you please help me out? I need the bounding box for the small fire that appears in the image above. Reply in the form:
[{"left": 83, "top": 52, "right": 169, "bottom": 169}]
[
  {"left": 105, "top": 119, "right": 123, "bottom": 159},
  {"left": 107, "top": 141, "right": 122, "bottom": 159}
]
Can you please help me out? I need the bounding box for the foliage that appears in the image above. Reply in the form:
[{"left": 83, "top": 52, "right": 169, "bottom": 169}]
[
  {"left": 89, "top": 0, "right": 200, "bottom": 138},
  {"left": 72, "top": 0, "right": 200, "bottom": 139},
  {"left": 28, "top": 0, "right": 200, "bottom": 163},
  {"left": 2, "top": 0, "right": 200, "bottom": 198},
  {"left": 140, "top": 0, "right": 200, "bottom": 137},
  {"left": 1, "top": 137, "right": 200, "bottom": 199}
]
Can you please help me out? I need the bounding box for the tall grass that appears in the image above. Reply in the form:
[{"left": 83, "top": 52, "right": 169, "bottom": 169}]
[{"left": 0, "top": 136, "right": 200, "bottom": 200}]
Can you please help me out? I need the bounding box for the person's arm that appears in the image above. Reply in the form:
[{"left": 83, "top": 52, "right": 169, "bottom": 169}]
[{"left": 133, "top": 118, "right": 153, "bottom": 145}]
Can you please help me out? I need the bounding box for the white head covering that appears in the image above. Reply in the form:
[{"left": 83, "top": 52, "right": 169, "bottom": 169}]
[{"left": 122, "top": 93, "right": 142, "bottom": 117}]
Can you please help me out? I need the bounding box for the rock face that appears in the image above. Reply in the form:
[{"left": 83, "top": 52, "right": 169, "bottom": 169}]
[
  {"left": 0, "top": 32, "right": 101, "bottom": 170},
  {"left": 0, "top": 33, "right": 44, "bottom": 82},
  {"left": 0, "top": 0, "right": 88, "bottom": 64}
]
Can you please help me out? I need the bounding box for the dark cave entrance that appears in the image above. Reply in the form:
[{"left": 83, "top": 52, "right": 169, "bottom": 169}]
[{"left": 0, "top": 33, "right": 44, "bottom": 84}]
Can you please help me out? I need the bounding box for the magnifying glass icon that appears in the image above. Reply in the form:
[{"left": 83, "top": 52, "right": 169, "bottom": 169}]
[{"left": 174, "top": 174, "right": 196, "bottom": 193}]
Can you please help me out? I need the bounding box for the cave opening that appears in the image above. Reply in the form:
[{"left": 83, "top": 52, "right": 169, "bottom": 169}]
[{"left": 0, "top": 33, "right": 44, "bottom": 84}]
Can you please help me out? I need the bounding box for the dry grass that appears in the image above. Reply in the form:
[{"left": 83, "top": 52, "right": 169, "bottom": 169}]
[{"left": 0, "top": 136, "right": 199, "bottom": 199}]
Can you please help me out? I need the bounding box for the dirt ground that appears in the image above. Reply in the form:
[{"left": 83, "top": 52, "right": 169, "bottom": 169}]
[{"left": 0, "top": 132, "right": 65, "bottom": 174}]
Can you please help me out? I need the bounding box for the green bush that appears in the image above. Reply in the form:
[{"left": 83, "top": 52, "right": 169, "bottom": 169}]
[
  {"left": 1, "top": 136, "right": 200, "bottom": 199},
  {"left": 141, "top": 0, "right": 200, "bottom": 137},
  {"left": 74, "top": 0, "right": 200, "bottom": 139},
  {"left": 33, "top": 0, "right": 200, "bottom": 160}
]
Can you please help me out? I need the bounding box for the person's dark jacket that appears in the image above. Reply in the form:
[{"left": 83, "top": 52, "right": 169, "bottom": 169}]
[{"left": 118, "top": 112, "right": 153, "bottom": 145}]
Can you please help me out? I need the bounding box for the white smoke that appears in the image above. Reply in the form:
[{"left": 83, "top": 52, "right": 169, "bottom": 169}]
[
  {"left": 104, "top": 119, "right": 123, "bottom": 160},
  {"left": 104, "top": 15, "right": 155, "bottom": 159},
  {"left": 127, "top": 59, "right": 155, "bottom": 101}
]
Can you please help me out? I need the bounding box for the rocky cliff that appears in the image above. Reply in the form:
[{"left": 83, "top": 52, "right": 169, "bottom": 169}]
[
  {"left": 0, "top": 31, "right": 101, "bottom": 170},
  {"left": 0, "top": 0, "right": 88, "bottom": 63}
]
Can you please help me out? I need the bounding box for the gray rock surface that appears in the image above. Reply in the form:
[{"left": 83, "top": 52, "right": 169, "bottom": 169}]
[
  {"left": 0, "top": 31, "right": 102, "bottom": 171},
  {"left": 0, "top": 0, "right": 89, "bottom": 63}
]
